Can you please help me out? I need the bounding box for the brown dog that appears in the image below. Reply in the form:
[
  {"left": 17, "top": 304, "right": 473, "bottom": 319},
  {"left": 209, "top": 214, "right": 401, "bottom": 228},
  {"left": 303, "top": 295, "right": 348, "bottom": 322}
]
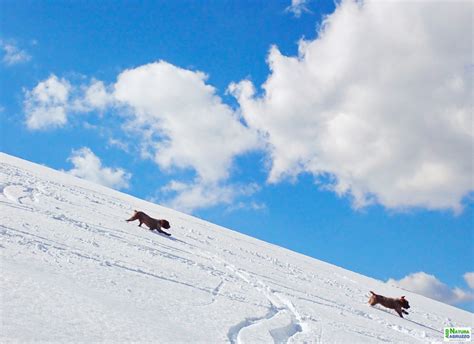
[
  {"left": 126, "top": 210, "right": 171, "bottom": 236},
  {"left": 368, "top": 291, "right": 410, "bottom": 318}
]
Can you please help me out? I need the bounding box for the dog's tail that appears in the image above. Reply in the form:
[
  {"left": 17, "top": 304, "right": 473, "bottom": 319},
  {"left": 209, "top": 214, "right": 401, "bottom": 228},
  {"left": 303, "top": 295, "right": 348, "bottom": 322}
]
[{"left": 370, "top": 291, "right": 376, "bottom": 295}]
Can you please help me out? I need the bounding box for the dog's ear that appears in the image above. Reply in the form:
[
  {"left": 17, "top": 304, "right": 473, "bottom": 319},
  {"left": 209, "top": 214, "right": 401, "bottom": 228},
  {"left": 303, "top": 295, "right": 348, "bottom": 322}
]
[{"left": 400, "top": 296, "right": 405, "bottom": 299}]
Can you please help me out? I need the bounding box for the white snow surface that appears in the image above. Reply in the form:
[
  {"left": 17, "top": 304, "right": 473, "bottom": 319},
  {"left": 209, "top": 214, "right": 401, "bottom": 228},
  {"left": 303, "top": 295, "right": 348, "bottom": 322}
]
[{"left": 0, "top": 152, "right": 472, "bottom": 343}]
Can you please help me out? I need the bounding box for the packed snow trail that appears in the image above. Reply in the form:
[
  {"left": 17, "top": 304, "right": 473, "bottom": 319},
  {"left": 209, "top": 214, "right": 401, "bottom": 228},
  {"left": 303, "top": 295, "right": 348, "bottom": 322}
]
[{"left": 0, "top": 152, "right": 472, "bottom": 343}]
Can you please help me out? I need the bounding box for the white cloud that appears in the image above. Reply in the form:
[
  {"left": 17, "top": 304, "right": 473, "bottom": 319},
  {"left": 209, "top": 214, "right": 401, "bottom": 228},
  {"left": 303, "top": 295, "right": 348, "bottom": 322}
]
[
  {"left": 23, "top": 63, "right": 261, "bottom": 212},
  {"left": 160, "top": 179, "right": 260, "bottom": 213},
  {"left": 66, "top": 147, "right": 131, "bottom": 190},
  {"left": 286, "top": 0, "right": 310, "bottom": 18},
  {"left": 112, "top": 61, "right": 261, "bottom": 210},
  {"left": 231, "top": 0, "right": 473, "bottom": 212},
  {"left": 24, "top": 75, "right": 71, "bottom": 130},
  {"left": 226, "top": 200, "right": 267, "bottom": 213},
  {"left": 74, "top": 79, "right": 113, "bottom": 112},
  {"left": 387, "top": 272, "right": 474, "bottom": 306},
  {"left": 1, "top": 42, "right": 31, "bottom": 65},
  {"left": 464, "top": 272, "right": 474, "bottom": 289},
  {"left": 24, "top": 77, "right": 115, "bottom": 130},
  {"left": 113, "top": 61, "right": 260, "bottom": 184},
  {"left": 24, "top": 0, "right": 472, "bottom": 213},
  {"left": 107, "top": 138, "right": 130, "bottom": 153}
]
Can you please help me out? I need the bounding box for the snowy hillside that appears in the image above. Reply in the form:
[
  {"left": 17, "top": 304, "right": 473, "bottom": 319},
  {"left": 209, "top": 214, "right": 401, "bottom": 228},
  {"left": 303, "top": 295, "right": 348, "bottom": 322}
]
[{"left": 1, "top": 152, "right": 472, "bottom": 343}]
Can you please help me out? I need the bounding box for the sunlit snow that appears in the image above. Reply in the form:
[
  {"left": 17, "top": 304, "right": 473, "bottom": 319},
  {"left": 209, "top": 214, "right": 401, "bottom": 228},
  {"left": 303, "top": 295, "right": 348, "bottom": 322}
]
[{"left": 1, "top": 153, "right": 471, "bottom": 343}]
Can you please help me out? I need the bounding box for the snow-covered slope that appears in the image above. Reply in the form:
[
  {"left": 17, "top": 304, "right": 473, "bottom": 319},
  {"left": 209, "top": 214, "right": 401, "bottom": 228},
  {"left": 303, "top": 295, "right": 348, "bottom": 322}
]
[{"left": 0, "top": 152, "right": 472, "bottom": 343}]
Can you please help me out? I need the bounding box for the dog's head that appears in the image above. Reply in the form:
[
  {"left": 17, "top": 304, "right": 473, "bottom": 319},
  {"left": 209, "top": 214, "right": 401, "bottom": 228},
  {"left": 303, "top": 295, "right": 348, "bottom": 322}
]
[
  {"left": 399, "top": 296, "right": 410, "bottom": 309},
  {"left": 368, "top": 291, "right": 378, "bottom": 305},
  {"left": 159, "top": 219, "right": 171, "bottom": 229}
]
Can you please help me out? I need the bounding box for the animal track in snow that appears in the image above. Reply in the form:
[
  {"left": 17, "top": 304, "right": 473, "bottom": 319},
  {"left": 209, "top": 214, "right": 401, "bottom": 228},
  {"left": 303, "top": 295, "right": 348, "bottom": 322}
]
[{"left": 218, "top": 260, "right": 307, "bottom": 344}]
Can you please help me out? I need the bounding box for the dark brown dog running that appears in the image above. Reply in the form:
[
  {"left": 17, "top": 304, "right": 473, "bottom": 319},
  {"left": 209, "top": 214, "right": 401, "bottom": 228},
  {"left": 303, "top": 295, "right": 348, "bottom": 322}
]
[
  {"left": 368, "top": 291, "right": 410, "bottom": 318},
  {"left": 126, "top": 210, "right": 171, "bottom": 236}
]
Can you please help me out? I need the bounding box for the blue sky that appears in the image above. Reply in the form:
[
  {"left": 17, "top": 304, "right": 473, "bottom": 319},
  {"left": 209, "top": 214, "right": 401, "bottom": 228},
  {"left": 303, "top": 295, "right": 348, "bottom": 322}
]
[{"left": 1, "top": 0, "right": 473, "bottom": 311}]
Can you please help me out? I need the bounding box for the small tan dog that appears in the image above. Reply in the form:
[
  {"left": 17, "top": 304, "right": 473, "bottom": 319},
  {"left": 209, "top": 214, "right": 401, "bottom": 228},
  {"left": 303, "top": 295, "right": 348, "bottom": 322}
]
[
  {"left": 126, "top": 210, "right": 171, "bottom": 236},
  {"left": 368, "top": 291, "right": 410, "bottom": 318}
]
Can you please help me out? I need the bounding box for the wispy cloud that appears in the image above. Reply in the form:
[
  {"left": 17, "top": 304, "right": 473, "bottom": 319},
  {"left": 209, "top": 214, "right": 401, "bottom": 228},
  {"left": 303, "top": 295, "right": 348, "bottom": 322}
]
[
  {"left": 107, "top": 138, "right": 130, "bottom": 153},
  {"left": 225, "top": 200, "right": 267, "bottom": 213},
  {"left": 158, "top": 179, "right": 261, "bottom": 214},
  {"left": 285, "top": 0, "right": 311, "bottom": 18},
  {"left": 65, "top": 147, "right": 131, "bottom": 190},
  {"left": 463, "top": 272, "right": 474, "bottom": 289},
  {"left": 387, "top": 272, "right": 474, "bottom": 306},
  {"left": 1, "top": 41, "right": 31, "bottom": 65}
]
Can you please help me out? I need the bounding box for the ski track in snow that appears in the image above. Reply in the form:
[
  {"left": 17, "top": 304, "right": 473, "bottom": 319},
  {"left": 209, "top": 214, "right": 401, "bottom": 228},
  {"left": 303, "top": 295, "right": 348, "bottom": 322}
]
[{"left": 1, "top": 154, "right": 472, "bottom": 343}]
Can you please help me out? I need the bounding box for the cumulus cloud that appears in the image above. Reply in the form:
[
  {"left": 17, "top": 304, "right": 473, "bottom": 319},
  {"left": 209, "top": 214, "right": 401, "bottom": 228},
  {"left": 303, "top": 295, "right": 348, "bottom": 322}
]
[
  {"left": 387, "top": 272, "right": 474, "bottom": 306},
  {"left": 1, "top": 42, "right": 31, "bottom": 65},
  {"left": 113, "top": 61, "right": 260, "bottom": 183},
  {"left": 112, "top": 61, "right": 261, "bottom": 210},
  {"left": 24, "top": 77, "right": 114, "bottom": 130},
  {"left": 66, "top": 147, "right": 131, "bottom": 190},
  {"left": 23, "top": 1, "right": 473, "bottom": 213},
  {"left": 26, "top": 62, "right": 258, "bottom": 183},
  {"left": 74, "top": 79, "right": 113, "bottom": 112},
  {"left": 286, "top": 0, "right": 311, "bottom": 18},
  {"left": 231, "top": 0, "right": 473, "bottom": 212},
  {"left": 24, "top": 75, "right": 71, "bottom": 130},
  {"left": 23, "top": 62, "right": 262, "bottom": 212}
]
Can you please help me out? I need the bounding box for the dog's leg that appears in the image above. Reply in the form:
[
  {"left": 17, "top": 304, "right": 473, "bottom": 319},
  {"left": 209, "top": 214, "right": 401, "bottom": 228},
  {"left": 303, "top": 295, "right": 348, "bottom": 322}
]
[
  {"left": 157, "top": 228, "right": 171, "bottom": 236},
  {"left": 395, "top": 309, "right": 404, "bottom": 318},
  {"left": 402, "top": 310, "right": 409, "bottom": 315}
]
